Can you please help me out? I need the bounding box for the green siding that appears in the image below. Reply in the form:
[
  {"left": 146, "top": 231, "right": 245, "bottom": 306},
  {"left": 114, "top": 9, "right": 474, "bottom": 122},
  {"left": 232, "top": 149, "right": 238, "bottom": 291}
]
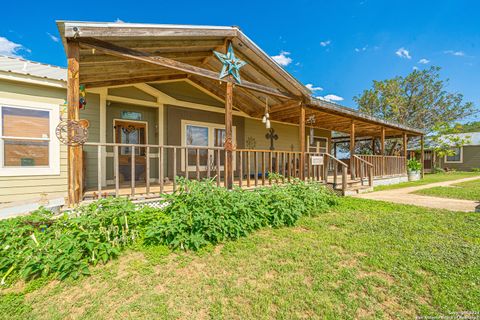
[
  {"left": 440, "top": 145, "right": 480, "bottom": 171},
  {"left": 149, "top": 82, "right": 224, "bottom": 108}
]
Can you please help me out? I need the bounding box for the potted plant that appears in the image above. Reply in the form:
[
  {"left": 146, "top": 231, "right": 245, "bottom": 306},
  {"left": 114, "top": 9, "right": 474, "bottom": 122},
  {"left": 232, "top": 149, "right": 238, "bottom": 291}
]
[{"left": 407, "top": 159, "right": 422, "bottom": 181}]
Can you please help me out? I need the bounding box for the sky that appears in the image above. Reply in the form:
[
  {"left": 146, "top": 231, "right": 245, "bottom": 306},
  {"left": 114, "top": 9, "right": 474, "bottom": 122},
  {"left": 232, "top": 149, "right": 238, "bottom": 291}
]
[{"left": 1, "top": 0, "right": 479, "bottom": 119}]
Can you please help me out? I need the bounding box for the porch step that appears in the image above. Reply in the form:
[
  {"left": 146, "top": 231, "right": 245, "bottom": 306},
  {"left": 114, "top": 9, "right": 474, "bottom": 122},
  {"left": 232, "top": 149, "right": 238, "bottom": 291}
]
[{"left": 342, "top": 185, "right": 373, "bottom": 196}]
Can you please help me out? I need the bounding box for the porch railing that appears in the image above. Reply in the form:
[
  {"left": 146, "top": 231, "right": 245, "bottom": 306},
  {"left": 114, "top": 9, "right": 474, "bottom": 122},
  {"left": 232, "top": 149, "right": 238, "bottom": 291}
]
[
  {"left": 82, "top": 142, "right": 350, "bottom": 199},
  {"left": 356, "top": 155, "right": 407, "bottom": 177},
  {"left": 352, "top": 155, "right": 374, "bottom": 187}
]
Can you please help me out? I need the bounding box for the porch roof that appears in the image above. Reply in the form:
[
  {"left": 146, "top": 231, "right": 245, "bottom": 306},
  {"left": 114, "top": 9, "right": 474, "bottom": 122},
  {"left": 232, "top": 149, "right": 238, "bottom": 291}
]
[{"left": 56, "top": 20, "right": 423, "bottom": 138}]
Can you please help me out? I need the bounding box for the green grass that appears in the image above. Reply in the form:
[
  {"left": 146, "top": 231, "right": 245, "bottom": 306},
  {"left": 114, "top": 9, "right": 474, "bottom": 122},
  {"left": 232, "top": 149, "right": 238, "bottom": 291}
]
[
  {"left": 2, "top": 197, "right": 479, "bottom": 319},
  {"left": 413, "top": 179, "right": 480, "bottom": 201},
  {"left": 374, "top": 171, "right": 480, "bottom": 191}
]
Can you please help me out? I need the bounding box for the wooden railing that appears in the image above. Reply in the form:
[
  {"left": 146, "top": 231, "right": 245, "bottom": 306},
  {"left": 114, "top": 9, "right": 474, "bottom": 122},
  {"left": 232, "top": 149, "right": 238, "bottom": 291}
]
[
  {"left": 352, "top": 155, "right": 374, "bottom": 187},
  {"left": 82, "top": 142, "right": 350, "bottom": 199},
  {"left": 356, "top": 155, "right": 407, "bottom": 178}
]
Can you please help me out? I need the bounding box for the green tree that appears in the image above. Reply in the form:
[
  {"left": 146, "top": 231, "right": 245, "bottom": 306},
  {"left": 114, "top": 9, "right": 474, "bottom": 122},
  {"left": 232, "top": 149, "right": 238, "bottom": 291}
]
[
  {"left": 354, "top": 66, "right": 476, "bottom": 133},
  {"left": 457, "top": 121, "right": 480, "bottom": 133}
]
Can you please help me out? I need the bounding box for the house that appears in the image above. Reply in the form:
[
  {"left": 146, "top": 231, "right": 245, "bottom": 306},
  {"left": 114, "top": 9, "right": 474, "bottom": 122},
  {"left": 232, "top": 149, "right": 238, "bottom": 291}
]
[
  {"left": 0, "top": 21, "right": 424, "bottom": 211},
  {"left": 439, "top": 132, "right": 480, "bottom": 171}
]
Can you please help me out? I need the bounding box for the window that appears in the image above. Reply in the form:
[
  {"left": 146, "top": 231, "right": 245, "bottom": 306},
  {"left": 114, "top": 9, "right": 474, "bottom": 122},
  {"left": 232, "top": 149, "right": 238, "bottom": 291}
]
[
  {"left": 307, "top": 135, "right": 328, "bottom": 153},
  {"left": 445, "top": 147, "right": 463, "bottom": 163},
  {"left": 181, "top": 120, "right": 236, "bottom": 170},
  {"left": 0, "top": 102, "right": 60, "bottom": 176}
]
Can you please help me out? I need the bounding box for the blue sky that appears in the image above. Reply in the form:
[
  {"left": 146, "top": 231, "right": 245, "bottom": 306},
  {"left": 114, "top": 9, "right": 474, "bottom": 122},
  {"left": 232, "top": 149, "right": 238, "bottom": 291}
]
[{"left": 1, "top": 0, "right": 479, "bottom": 118}]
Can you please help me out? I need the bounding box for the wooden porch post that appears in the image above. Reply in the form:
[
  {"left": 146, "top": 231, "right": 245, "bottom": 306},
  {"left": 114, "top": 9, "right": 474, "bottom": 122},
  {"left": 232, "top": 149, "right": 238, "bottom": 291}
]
[
  {"left": 371, "top": 137, "right": 376, "bottom": 155},
  {"left": 299, "top": 104, "right": 305, "bottom": 180},
  {"left": 380, "top": 127, "right": 385, "bottom": 177},
  {"left": 403, "top": 132, "right": 408, "bottom": 174},
  {"left": 225, "top": 81, "right": 234, "bottom": 189},
  {"left": 67, "top": 41, "right": 82, "bottom": 205},
  {"left": 420, "top": 135, "right": 425, "bottom": 179},
  {"left": 350, "top": 121, "right": 355, "bottom": 179}
]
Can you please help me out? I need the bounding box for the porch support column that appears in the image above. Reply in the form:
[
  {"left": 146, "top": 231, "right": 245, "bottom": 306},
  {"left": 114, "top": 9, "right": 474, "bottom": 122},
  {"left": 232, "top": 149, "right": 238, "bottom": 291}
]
[
  {"left": 420, "top": 135, "right": 425, "bottom": 179},
  {"left": 371, "top": 137, "right": 376, "bottom": 155},
  {"left": 380, "top": 127, "right": 385, "bottom": 177},
  {"left": 350, "top": 121, "right": 355, "bottom": 179},
  {"left": 403, "top": 132, "right": 408, "bottom": 174},
  {"left": 224, "top": 81, "right": 234, "bottom": 189},
  {"left": 299, "top": 104, "right": 305, "bottom": 180},
  {"left": 67, "top": 41, "right": 82, "bottom": 205},
  {"left": 99, "top": 89, "right": 107, "bottom": 187}
]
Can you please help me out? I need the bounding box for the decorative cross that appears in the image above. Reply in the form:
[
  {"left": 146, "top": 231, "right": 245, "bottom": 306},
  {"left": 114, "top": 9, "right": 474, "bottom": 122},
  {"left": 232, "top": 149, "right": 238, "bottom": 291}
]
[
  {"left": 213, "top": 43, "right": 247, "bottom": 84},
  {"left": 265, "top": 128, "right": 278, "bottom": 150}
]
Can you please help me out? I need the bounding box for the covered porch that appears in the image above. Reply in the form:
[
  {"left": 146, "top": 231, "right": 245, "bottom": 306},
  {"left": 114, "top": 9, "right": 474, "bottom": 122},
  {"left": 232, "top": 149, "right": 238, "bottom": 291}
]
[{"left": 56, "top": 21, "right": 424, "bottom": 204}]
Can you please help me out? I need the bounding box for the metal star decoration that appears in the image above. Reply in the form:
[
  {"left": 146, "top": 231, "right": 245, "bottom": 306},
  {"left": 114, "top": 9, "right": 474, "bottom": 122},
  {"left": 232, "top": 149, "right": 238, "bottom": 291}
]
[{"left": 213, "top": 43, "right": 247, "bottom": 83}]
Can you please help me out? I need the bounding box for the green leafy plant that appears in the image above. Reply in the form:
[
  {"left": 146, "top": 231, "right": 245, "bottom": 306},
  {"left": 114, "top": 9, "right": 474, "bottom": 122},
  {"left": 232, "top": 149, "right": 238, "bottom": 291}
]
[{"left": 407, "top": 159, "right": 422, "bottom": 172}]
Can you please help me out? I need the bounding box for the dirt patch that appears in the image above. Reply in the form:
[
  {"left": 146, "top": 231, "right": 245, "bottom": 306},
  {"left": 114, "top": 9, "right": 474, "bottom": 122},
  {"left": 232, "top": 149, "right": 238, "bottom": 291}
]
[
  {"left": 292, "top": 226, "right": 311, "bottom": 233},
  {"left": 357, "top": 270, "right": 395, "bottom": 286}
]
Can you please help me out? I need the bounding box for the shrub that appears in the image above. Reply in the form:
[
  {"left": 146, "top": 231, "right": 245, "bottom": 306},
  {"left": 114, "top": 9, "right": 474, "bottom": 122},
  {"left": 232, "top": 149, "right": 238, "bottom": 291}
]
[
  {"left": 0, "top": 178, "right": 337, "bottom": 284},
  {"left": 144, "top": 178, "right": 337, "bottom": 250},
  {"left": 407, "top": 159, "right": 422, "bottom": 172}
]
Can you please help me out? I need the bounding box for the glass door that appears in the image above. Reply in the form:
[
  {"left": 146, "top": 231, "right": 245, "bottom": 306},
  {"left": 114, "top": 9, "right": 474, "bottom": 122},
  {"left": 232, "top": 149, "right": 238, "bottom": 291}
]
[{"left": 114, "top": 120, "right": 147, "bottom": 183}]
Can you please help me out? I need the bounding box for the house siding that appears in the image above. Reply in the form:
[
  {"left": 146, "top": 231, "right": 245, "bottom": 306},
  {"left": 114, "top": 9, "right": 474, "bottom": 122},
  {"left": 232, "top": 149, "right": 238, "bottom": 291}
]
[
  {"left": 440, "top": 145, "right": 480, "bottom": 171},
  {"left": 0, "top": 79, "right": 67, "bottom": 203}
]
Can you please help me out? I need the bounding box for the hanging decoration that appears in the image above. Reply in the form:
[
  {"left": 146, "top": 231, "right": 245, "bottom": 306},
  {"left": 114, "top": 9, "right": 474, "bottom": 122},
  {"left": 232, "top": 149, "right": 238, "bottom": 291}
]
[
  {"left": 55, "top": 120, "right": 89, "bottom": 146},
  {"left": 213, "top": 43, "right": 247, "bottom": 84},
  {"left": 59, "top": 100, "right": 68, "bottom": 121},
  {"left": 306, "top": 115, "right": 316, "bottom": 145},
  {"left": 265, "top": 128, "right": 279, "bottom": 151},
  {"left": 79, "top": 84, "right": 87, "bottom": 109},
  {"left": 262, "top": 97, "right": 271, "bottom": 129}
]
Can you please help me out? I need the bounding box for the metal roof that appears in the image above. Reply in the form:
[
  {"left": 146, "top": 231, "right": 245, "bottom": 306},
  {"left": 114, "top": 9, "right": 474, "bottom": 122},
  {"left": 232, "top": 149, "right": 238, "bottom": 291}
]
[
  {"left": 441, "top": 132, "right": 480, "bottom": 146},
  {"left": 0, "top": 55, "right": 66, "bottom": 82}
]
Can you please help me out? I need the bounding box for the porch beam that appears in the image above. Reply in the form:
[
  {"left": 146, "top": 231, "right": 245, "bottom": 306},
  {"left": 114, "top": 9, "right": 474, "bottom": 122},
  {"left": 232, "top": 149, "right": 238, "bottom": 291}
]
[
  {"left": 84, "top": 74, "right": 188, "bottom": 89},
  {"left": 76, "top": 37, "right": 298, "bottom": 99},
  {"left": 299, "top": 104, "right": 306, "bottom": 180},
  {"left": 67, "top": 40, "right": 82, "bottom": 205}
]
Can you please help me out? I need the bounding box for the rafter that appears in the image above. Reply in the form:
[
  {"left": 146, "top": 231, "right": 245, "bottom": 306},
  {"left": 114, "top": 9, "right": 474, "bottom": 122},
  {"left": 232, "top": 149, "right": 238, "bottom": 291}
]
[{"left": 75, "top": 37, "right": 298, "bottom": 100}]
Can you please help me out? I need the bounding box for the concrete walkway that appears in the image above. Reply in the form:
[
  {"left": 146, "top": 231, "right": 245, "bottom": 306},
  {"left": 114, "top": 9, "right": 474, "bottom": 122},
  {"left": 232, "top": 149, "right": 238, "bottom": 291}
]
[{"left": 354, "top": 176, "right": 480, "bottom": 212}]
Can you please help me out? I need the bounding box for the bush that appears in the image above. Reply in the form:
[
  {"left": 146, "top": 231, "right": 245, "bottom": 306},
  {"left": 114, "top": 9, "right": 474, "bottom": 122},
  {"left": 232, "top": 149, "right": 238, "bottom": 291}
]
[
  {"left": 407, "top": 159, "right": 422, "bottom": 172},
  {"left": 144, "top": 178, "right": 337, "bottom": 250},
  {"left": 0, "top": 178, "right": 337, "bottom": 283}
]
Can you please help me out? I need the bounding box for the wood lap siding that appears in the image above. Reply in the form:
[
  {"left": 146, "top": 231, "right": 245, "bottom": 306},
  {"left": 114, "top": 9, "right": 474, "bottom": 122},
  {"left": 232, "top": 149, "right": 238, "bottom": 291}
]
[
  {"left": 0, "top": 80, "right": 68, "bottom": 203},
  {"left": 441, "top": 146, "right": 480, "bottom": 171}
]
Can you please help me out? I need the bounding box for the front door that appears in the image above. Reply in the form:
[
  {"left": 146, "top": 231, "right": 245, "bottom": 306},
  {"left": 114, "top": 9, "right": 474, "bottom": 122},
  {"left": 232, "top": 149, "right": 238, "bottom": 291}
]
[{"left": 114, "top": 120, "right": 147, "bottom": 183}]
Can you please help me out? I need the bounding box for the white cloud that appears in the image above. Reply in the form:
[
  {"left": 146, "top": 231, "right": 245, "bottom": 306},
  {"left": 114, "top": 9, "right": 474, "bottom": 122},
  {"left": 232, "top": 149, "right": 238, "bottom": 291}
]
[
  {"left": 0, "top": 36, "right": 28, "bottom": 57},
  {"left": 413, "top": 66, "right": 419, "bottom": 70},
  {"left": 46, "top": 32, "right": 59, "bottom": 42},
  {"left": 320, "top": 40, "right": 331, "bottom": 47},
  {"left": 444, "top": 50, "right": 465, "bottom": 57},
  {"left": 114, "top": 18, "right": 125, "bottom": 23},
  {"left": 271, "top": 51, "right": 292, "bottom": 66},
  {"left": 305, "top": 83, "right": 323, "bottom": 92},
  {"left": 355, "top": 46, "right": 367, "bottom": 52},
  {"left": 322, "top": 94, "right": 344, "bottom": 102},
  {"left": 418, "top": 58, "right": 430, "bottom": 64},
  {"left": 395, "top": 47, "right": 411, "bottom": 59}
]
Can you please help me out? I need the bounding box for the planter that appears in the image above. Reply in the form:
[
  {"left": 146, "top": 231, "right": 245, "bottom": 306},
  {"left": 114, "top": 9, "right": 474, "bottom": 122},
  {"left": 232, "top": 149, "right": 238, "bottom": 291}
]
[{"left": 408, "top": 170, "right": 421, "bottom": 181}]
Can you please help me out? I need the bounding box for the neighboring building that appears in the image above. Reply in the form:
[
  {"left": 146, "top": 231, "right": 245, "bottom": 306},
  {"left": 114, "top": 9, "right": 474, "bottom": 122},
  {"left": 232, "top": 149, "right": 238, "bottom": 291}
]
[
  {"left": 439, "top": 132, "right": 480, "bottom": 171},
  {"left": 0, "top": 21, "right": 424, "bottom": 214}
]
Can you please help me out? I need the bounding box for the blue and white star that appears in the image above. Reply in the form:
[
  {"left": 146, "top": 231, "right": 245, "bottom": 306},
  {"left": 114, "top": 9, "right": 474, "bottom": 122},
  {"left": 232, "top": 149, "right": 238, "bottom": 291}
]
[{"left": 213, "top": 43, "right": 247, "bottom": 84}]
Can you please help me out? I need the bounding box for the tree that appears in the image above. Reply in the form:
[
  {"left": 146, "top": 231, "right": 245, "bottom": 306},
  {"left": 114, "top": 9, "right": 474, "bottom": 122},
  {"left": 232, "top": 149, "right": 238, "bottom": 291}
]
[
  {"left": 354, "top": 66, "right": 476, "bottom": 133},
  {"left": 457, "top": 121, "right": 480, "bottom": 133}
]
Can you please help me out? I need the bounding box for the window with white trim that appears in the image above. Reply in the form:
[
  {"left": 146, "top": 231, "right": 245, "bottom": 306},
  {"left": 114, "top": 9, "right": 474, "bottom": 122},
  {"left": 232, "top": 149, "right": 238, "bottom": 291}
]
[
  {"left": 0, "top": 104, "right": 60, "bottom": 176},
  {"left": 445, "top": 147, "right": 463, "bottom": 163},
  {"left": 181, "top": 120, "right": 236, "bottom": 170}
]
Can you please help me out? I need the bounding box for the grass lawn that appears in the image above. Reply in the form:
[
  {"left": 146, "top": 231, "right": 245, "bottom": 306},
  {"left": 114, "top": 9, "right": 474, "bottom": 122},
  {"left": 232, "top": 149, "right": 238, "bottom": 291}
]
[
  {"left": 2, "top": 197, "right": 479, "bottom": 320},
  {"left": 374, "top": 171, "right": 480, "bottom": 191},
  {"left": 413, "top": 178, "right": 480, "bottom": 201}
]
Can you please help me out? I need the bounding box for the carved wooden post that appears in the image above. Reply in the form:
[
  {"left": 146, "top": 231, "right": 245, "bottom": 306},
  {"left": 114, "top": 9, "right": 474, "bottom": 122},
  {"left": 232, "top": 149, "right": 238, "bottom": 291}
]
[
  {"left": 350, "top": 121, "right": 356, "bottom": 179},
  {"left": 67, "top": 41, "right": 82, "bottom": 205},
  {"left": 225, "top": 81, "right": 234, "bottom": 189},
  {"left": 299, "top": 104, "right": 306, "bottom": 180}
]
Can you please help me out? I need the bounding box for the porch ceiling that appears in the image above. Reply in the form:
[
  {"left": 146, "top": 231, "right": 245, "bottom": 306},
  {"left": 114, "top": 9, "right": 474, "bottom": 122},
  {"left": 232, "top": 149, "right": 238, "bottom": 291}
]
[{"left": 56, "top": 21, "right": 423, "bottom": 138}]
